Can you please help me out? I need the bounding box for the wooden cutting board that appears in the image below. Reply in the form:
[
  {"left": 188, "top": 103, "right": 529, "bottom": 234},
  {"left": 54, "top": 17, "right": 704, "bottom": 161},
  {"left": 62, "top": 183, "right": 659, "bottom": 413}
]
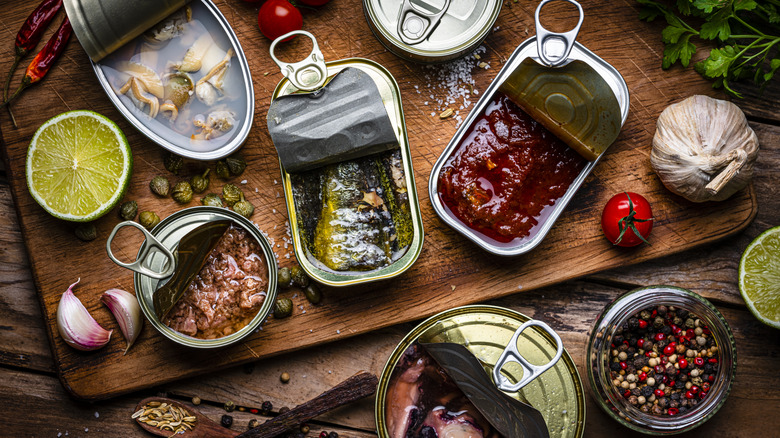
[{"left": 0, "top": 0, "right": 756, "bottom": 400}]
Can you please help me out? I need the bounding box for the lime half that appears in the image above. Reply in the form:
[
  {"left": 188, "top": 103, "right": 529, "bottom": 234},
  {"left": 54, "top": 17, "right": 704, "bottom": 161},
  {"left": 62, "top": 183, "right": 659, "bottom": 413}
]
[
  {"left": 739, "top": 226, "right": 780, "bottom": 329},
  {"left": 26, "top": 110, "right": 132, "bottom": 222}
]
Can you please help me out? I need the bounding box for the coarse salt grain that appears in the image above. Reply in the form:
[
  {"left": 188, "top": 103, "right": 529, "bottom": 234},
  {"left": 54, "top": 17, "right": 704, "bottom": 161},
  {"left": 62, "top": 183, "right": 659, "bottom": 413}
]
[
  {"left": 94, "top": 412, "right": 99, "bottom": 418},
  {"left": 241, "top": 180, "right": 247, "bottom": 184}
]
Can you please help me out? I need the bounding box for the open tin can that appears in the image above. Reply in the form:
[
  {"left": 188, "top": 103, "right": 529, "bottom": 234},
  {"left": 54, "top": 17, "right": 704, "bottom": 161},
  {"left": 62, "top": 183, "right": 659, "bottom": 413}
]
[
  {"left": 105, "top": 207, "right": 278, "bottom": 348},
  {"left": 65, "top": 0, "right": 254, "bottom": 160},
  {"left": 375, "top": 305, "right": 586, "bottom": 437},
  {"left": 428, "top": 0, "right": 629, "bottom": 256},
  {"left": 362, "top": 0, "right": 502, "bottom": 63},
  {"left": 268, "top": 32, "right": 424, "bottom": 287}
]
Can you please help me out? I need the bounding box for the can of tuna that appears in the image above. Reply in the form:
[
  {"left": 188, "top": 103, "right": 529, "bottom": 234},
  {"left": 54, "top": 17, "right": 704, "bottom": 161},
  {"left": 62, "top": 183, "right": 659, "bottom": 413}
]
[{"left": 362, "top": 0, "right": 502, "bottom": 63}]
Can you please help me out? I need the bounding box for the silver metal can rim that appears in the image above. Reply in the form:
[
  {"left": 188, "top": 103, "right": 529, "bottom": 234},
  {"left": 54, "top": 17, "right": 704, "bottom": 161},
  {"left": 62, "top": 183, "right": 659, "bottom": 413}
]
[
  {"left": 88, "top": 0, "right": 255, "bottom": 161},
  {"left": 362, "top": 0, "right": 502, "bottom": 63},
  {"left": 133, "top": 206, "right": 279, "bottom": 349}
]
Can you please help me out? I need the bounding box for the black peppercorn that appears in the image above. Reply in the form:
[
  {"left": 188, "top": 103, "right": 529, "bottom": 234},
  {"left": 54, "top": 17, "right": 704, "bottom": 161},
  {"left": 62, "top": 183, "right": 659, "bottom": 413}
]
[
  {"left": 610, "top": 362, "right": 622, "bottom": 372},
  {"left": 327, "top": 432, "right": 339, "bottom": 438},
  {"left": 221, "top": 414, "right": 233, "bottom": 428},
  {"left": 261, "top": 400, "right": 273, "bottom": 413},
  {"left": 628, "top": 317, "right": 639, "bottom": 330}
]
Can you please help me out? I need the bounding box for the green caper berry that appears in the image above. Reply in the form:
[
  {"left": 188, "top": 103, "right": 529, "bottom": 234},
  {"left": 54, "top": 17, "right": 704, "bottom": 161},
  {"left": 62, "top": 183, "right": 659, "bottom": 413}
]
[
  {"left": 232, "top": 193, "right": 254, "bottom": 218},
  {"left": 215, "top": 160, "right": 230, "bottom": 179},
  {"left": 150, "top": 176, "right": 170, "bottom": 197},
  {"left": 226, "top": 155, "right": 247, "bottom": 176},
  {"left": 139, "top": 211, "right": 160, "bottom": 230},
  {"left": 222, "top": 183, "right": 242, "bottom": 207},
  {"left": 74, "top": 223, "right": 97, "bottom": 241},
  {"left": 201, "top": 193, "right": 223, "bottom": 207},
  {"left": 291, "top": 265, "right": 309, "bottom": 288},
  {"left": 190, "top": 169, "right": 210, "bottom": 193},
  {"left": 119, "top": 200, "right": 137, "bottom": 221},
  {"left": 303, "top": 282, "right": 322, "bottom": 304},
  {"left": 273, "top": 298, "right": 293, "bottom": 318},
  {"left": 278, "top": 267, "right": 292, "bottom": 288},
  {"left": 172, "top": 181, "right": 194, "bottom": 204},
  {"left": 164, "top": 152, "right": 184, "bottom": 175}
]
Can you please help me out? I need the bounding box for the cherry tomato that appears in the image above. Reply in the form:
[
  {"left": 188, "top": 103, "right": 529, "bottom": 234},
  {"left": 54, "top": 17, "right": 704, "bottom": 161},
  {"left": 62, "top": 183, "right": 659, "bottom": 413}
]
[
  {"left": 297, "top": 0, "right": 332, "bottom": 5},
  {"left": 258, "top": 0, "right": 303, "bottom": 42},
  {"left": 601, "top": 192, "right": 653, "bottom": 247}
]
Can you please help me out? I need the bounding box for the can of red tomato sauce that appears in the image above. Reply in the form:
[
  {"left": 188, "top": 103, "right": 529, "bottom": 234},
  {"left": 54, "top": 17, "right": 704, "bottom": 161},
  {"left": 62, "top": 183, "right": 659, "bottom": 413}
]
[{"left": 428, "top": 0, "right": 630, "bottom": 256}]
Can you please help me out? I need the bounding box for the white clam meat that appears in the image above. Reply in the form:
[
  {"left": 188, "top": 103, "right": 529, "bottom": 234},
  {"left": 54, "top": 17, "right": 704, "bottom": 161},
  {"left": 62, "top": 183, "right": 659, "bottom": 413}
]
[
  {"left": 650, "top": 95, "right": 759, "bottom": 202},
  {"left": 195, "top": 49, "right": 234, "bottom": 106},
  {"left": 193, "top": 110, "right": 236, "bottom": 140}
]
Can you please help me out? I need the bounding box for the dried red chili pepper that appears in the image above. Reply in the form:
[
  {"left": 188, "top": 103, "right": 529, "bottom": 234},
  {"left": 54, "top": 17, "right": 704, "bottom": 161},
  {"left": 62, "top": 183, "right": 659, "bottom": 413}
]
[
  {"left": 2, "top": 17, "right": 72, "bottom": 109},
  {"left": 3, "top": 0, "right": 63, "bottom": 122}
]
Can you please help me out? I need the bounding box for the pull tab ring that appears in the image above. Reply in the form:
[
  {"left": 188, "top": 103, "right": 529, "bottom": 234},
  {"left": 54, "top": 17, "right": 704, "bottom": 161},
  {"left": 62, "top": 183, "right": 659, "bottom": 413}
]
[
  {"left": 106, "top": 221, "right": 176, "bottom": 280},
  {"left": 492, "top": 319, "right": 564, "bottom": 393},
  {"left": 396, "top": 0, "right": 451, "bottom": 45},
  {"left": 535, "top": 0, "right": 584, "bottom": 67},
  {"left": 269, "top": 30, "right": 327, "bottom": 92}
]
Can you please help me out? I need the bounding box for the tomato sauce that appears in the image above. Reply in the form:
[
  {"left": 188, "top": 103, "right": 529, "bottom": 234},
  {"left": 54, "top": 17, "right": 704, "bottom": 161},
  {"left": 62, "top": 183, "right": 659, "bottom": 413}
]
[{"left": 437, "top": 93, "right": 586, "bottom": 244}]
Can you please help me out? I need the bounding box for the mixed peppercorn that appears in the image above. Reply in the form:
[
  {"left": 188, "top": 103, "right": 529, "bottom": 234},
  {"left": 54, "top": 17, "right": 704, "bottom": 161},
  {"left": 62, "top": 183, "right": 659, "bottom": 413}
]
[{"left": 608, "top": 305, "right": 720, "bottom": 416}]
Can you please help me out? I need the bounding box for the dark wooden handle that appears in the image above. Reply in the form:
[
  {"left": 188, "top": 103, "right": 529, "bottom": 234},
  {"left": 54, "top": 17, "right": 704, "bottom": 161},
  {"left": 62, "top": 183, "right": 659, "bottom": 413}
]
[{"left": 236, "top": 372, "right": 379, "bottom": 438}]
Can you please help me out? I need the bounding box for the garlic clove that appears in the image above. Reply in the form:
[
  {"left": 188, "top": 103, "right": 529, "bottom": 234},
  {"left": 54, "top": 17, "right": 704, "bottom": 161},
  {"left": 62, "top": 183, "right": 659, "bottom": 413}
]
[
  {"left": 101, "top": 288, "right": 144, "bottom": 355},
  {"left": 57, "top": 279, "right": 113, "bottom": 351}
]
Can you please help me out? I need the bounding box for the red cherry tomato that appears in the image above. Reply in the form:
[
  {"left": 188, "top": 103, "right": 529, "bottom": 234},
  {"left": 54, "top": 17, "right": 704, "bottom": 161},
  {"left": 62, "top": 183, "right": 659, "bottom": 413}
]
[
  {"left": 601, "top": 192, "right": 653, "bottom": 247},
  {"left": 297, "top": 0, "right": 332, "bottom": 5},
  {"left": 258, "top": 0, "right": 303, "bottom": 42}
]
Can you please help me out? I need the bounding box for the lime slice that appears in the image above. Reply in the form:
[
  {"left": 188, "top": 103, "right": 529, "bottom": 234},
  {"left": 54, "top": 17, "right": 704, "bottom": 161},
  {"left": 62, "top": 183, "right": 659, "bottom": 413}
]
[
  {"left": 26, "top": 110, "right": 132, "bottom": 222},
  {"left": 739, "top": 226, "right": 780, "bottom": 329}
]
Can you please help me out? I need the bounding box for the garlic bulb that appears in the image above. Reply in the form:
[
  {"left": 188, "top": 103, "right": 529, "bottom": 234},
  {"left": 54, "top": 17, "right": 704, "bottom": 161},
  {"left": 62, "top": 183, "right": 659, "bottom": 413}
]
[
  {"left": 651, "top": 95, "right": 759, "bottom": 202},
  {"left": 101, "top": 289, "right": 143, "bottom": 355},
  {"left": 57, "top": 279, "right": 112, "bottom": 351}
]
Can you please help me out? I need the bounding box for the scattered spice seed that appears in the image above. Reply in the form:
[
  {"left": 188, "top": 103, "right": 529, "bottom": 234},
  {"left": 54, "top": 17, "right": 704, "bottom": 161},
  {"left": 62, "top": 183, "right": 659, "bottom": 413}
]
[
  {"left": 132, "top": 401, "right": 196, "bottom": 435},
  {"left": 301, "top": 424, "right": 310, "bottom": 433},
  {"left": 280, "top": 372, "right": 290, "bottom": 383},
  {"left": 224, "top": 400, "right": 235, "bottom": 412},
  {"left": 191, "top": 396, "right": 201, "bottom": 406},
  {"left": 439, "top": 108, "right": 454, "bottom": 119},
  {"left": 221, "top": 414, "right": 233, "bottom": 428},
  {"left": 248, "top": 419, "right": 260, "bottom": 429},
  {"left": 261, "top": 400, "right": 273, "bottom": 414}
]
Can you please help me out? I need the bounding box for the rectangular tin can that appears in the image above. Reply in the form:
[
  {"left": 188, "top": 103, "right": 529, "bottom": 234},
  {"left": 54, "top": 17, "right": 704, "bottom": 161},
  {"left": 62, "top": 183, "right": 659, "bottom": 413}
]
[
  {"left": 428, "top": 36, "right": 630, "bottom": 256},
  {"left": 271, "top": 58, "right": 424, "bottom": 287},
  {"left": 71, "top": 0, "right": 255, "bottom": 161},
  {"left": 375, "top": 305, "right": 586, "bottom": 438}
]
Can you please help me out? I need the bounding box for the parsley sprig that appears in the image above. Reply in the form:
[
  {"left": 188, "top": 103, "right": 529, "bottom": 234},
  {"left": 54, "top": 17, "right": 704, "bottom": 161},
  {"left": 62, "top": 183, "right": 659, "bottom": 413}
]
[{"left": 637, "top": 0, "right": 780, "bottom": 96}]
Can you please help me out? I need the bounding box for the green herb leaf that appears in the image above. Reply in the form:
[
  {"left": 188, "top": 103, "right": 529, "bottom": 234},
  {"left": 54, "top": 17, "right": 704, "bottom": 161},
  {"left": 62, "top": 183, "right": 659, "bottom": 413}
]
[
  {"left": 762, "top": 3, "right": 780, "bottom": 24},
  {"left": 764, "top": 58, "right": 780, "bottom": 81},
  {"left": 699, "top": 46, "right": 740, "bottom": 78},
  {"left": 700, "top": 12, "right": 732, "bottom": 40},
  {"left": 734, "top": 0, "right": 758, "bottom": 12},
  {"left": 693, "top": 0, "right": 729, "bottom": 14},
  {"left": 664, "top": 33, "right": 697, "bottom": 68}
]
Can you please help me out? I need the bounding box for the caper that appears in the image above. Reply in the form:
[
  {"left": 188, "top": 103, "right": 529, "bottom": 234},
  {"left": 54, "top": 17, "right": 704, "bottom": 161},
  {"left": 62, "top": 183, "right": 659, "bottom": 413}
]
[
  {"left": 273, "top": 298, "right": 293, "bottom": 318},
  {"left": 215, "top": 160, "right": 230, "bottom": 179},
  {"left": 172, "top": 181, "right": 194, "bottom": 204},
  {"left": 232, "top": 193, "right": 254, "bottom": 218},
  {"left": 164, "top": 152, "right": 184, "bottom": 175},
  {"left": 222, "top": 183, "right": 242, "bottom": 207},
  {"left": 303, "top": 282, "right": 322, "bottom": 304},
  {"left": 291, "top": 265, "right": 309, "bottom": 288},
  {"left": 190, "top": 169, "right": 210, "bottom": 193},
  {"left": 119, "top": 200, "right": 137, "bottom": 221},
  {"left": 226, "top": 155, "right": 247, "bottom": 176},
  {"left": 278, "top": 267, "right": 292, "bottom": 288},
  {"left": 201, "top": 193, "right": 223, "bottom": 207},
  {"left": 139, "top": 211, "right": 161, "bottom": 230},
  {"left": 150, "top": 175, "right": 170, "bottom": 197},
  {"left": 74, "top": 223, "right": 97, "bottom": 241}
]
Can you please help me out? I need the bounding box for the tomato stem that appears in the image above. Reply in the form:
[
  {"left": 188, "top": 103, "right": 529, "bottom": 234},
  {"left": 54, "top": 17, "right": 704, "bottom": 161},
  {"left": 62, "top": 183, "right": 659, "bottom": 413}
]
[{"left": 614, "top": 192, "right": 653, "bottom": 245}]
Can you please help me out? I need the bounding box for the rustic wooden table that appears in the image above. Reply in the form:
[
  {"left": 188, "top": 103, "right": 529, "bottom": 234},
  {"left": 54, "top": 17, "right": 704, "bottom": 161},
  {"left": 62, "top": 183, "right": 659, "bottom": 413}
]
[{"left": 2, "top": 0, "right": 780, "bottom": 437}]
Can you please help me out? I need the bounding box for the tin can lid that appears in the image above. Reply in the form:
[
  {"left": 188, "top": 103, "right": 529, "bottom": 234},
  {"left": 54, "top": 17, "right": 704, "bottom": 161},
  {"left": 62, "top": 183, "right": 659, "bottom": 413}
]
[{"left": 363, "top": 0, "right": 502, "bottom": 63}]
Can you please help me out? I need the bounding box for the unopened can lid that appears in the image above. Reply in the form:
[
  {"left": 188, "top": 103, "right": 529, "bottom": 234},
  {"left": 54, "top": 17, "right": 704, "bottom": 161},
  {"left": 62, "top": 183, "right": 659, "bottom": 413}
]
[{"left": 363, "top": 0, "right": 502, "bottom": 63}]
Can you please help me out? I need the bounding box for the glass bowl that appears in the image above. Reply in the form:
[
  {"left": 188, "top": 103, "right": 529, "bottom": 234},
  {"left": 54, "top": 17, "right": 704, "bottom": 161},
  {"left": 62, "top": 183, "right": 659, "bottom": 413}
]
[{"left": 586, "top": 285, "right": 736, "bottom": 434}]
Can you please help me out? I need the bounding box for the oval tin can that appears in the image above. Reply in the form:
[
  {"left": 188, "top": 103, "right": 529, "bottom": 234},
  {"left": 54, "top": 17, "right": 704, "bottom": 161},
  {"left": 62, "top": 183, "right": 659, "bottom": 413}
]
[
  {"left": 363, "top": 0, "right": 502, "bottom": 63},
  {"left": 375, "top": 305, "right": 586, "bottom": 437},
  {"left": 272, "top": 57, "right": 424, "bottom": 287},
  {"left": 119, "top": 206, "right": 278, "bottom": 349},
  {"left": 79, "top": 0, "right": 254, "bottom": 160},
  {"left": 428, "top": 11, "right": 629, "bottom": 256}
]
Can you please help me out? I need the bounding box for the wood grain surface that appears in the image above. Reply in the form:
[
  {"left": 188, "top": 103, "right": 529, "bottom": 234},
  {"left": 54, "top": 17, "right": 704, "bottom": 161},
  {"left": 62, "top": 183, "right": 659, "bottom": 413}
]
[
  {"left": 1, "top": 123, "right": 779, "bottom": 435},
  {"left": 0, "top": 0, "right": 765, "bottom": 406}
]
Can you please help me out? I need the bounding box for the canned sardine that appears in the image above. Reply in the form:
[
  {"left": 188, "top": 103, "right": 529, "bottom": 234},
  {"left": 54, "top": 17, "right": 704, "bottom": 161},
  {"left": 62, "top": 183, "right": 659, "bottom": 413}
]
[{"left": 363, "top": 0, "right": 502, "bottom": 63}]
